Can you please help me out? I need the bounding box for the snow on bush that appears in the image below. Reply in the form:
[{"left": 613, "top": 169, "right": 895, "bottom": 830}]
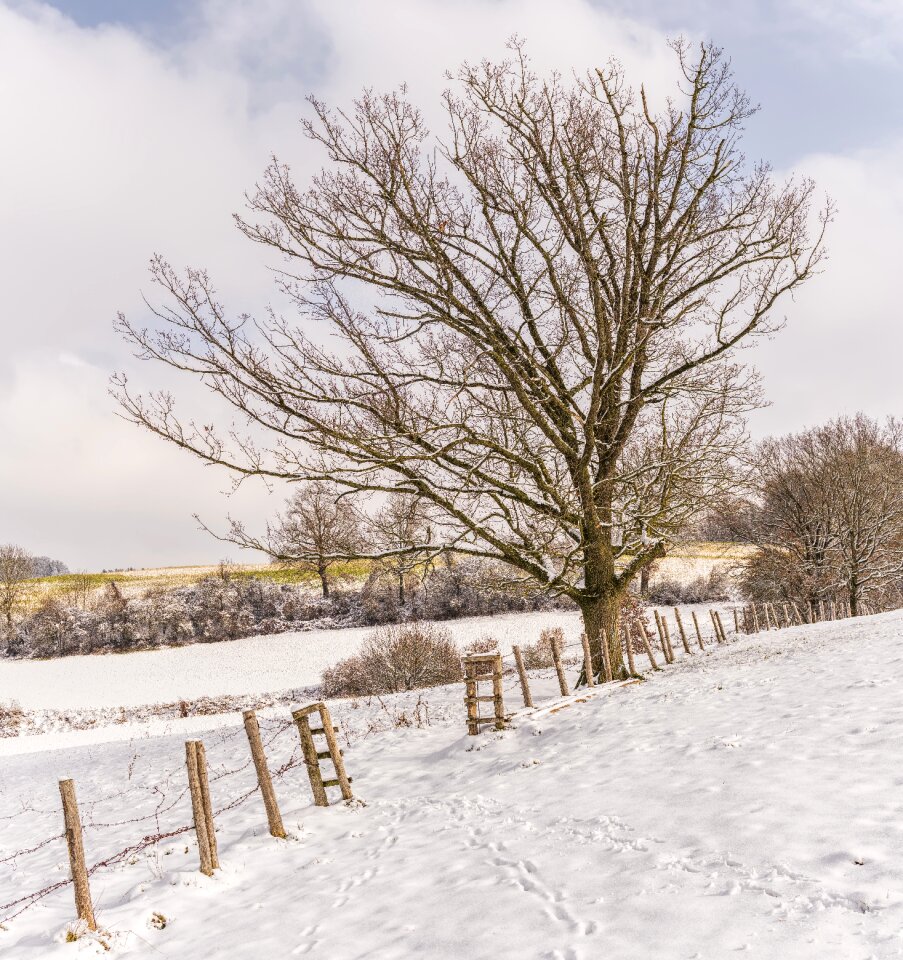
[
  {"left": 7, "top": 560, "right": 569, "bottom": 660},
  {"left": 321, "top": 623, "right": 463, "bottom": 697}
]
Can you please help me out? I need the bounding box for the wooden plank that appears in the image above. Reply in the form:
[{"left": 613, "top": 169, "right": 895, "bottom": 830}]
[
  {"left": 318, "top": 703, "right": 354, "bottom": 801},
  {"left": 292, "top": 709, "right": 328, "bottom": 807}
]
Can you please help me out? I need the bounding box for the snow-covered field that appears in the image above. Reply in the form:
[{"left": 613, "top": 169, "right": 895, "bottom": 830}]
[
  {"left": 3, "top": 609, "right": 901, "bottom": 958},
  {"left": 0, "top": 610, "right": 586, "bottom": 712}
]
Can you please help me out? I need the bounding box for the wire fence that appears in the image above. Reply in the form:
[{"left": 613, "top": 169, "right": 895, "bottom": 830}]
[{"left": 0, "top": 598, "right": 887, "bottom": 932}]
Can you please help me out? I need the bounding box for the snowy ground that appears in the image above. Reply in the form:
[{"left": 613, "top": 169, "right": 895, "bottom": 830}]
[
  {"left": 0, "top": 609, "right": 586, "bottom": 713},
  {"left": 3, "top": 609, "right": 902, "bottom": 958}
]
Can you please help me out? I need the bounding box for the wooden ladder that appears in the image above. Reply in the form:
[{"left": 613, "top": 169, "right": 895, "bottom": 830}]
[
  {"left": 292, "top": 702, "right": 354, "bottom": 806},
  {"left": 462, "top": 652, "right": 505, "bottom": 736}
]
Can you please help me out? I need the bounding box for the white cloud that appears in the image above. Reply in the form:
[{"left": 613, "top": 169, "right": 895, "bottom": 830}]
[{"left": 748, "top": 141, "right": 903, "bottom": 436}]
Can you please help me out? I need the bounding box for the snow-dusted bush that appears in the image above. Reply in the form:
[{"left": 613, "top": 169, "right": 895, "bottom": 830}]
[
  {"left": 6, "top": 558, "right": 572, "bottom": 660},
  {"left": 647, "top": 568, "right": 731, "bottom": 605},
  {"left": 321, "top": 623, "right": 462, "bottom": 697}
]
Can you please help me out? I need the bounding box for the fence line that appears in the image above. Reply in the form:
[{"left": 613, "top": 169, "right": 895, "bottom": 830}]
[{"left": 1, "top": 597, "right": 893, "bottom": 932}]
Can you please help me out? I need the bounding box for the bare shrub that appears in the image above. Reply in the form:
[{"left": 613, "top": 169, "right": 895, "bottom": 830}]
[
  {"left": 321, "top": 623, "right": 462, "bottom": 697},
  {"left": 647, "top": 567, "right": 731, "bottom": 605},
  {"left": 521, "top": 628, "right": 561, "bottom": 670},
  {"left": 0, "top": 700, "right": 24, "bottom": 735},
  {"left": 462, "top": 635, "right": 498, "bottom": 656}
]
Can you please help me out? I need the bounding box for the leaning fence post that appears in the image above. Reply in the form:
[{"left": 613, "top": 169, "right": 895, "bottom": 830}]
[
  {"left": 243, "top": 709, "right": 287, "bottom": 839},
  {"left": 637, "top": 625, "right": 659, "bottom": 669},
  {"left": 819, "top": 599, "right": 826, "bottom": 621},
  {"left": 512, "top": 645, "right": 533, "bottom": 708},
  {"left": 580, "top": 632, "right": 596, "bottom": 687},
  {"left": 709, "top": 609, "right": 723, "bottom": 643},
  {"left": 59, "top": 779, "right": 96, "bottom": 932},
  {"left": 691, "top": 610, "right": 705, "bottom": 650},
  {"left": 791, "top": 600, "right": 802, "bottom": 625},
  {"left": 654, "top": 610, "right": 672, "bottom": 663},
  {"left": 318, "top": 702, "right": 355, "bottom": 798},
  {"left": 185, "top": 741, "right": 215, "bottom": 876},
  {"left": 551, "top": 637, "right": 570, "bottom": 697},
  {"left": 661, "top": 616, "right": 676, "bottom": 660},
  {"left": 673, "top": 608, "right": 692, "bottom": 654},
  {"left": 714, "top": 611, "right": 727, "bottom": 644}
]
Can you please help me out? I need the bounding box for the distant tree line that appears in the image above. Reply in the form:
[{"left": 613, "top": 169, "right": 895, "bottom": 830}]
[
  {"left": 5, "top": 557, "right": 568, "bottom": 660},
  {"left": 713, "top": 414, "right": 903, "bottom": 614}
]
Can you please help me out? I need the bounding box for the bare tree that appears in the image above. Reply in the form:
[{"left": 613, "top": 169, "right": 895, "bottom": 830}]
[
  {"left": 367, "top": 494, "right": 433, "bottom": 606},
  {"left": 0, "top": 544, "right": 34, "bottom": 631},
  {"left": 738, "top": 415, "right": 903, "bottom": 614},
  {"left": 115, "top": 41, "right": 828, "bottom": 674},
  {"left": 225, "top": 482, "right": 361, "bottom": 597},
  {"left": 821, "top": 416, "right": 903, "bottom": 614}
]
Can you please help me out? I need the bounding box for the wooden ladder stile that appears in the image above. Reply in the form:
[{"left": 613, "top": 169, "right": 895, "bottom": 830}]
[
  {"left": 292, "top": 702, "right": 354, "bottom": 807},
  {"left": 463, "top": 652, "right": 506, "bottom": 735}
]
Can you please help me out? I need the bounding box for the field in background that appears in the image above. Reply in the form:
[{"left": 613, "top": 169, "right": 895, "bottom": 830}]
[{"left": 20, "top": 542, "right": 756, "bottom": 611}]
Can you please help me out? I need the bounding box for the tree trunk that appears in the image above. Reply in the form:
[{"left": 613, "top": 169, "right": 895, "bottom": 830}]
[
  {"left": 398, "top": 572, "right": 405, "bottom": 606},
  {"left": 318, "top": 566, "right": 330, "bottom": 599},
  {"left": 640, "top": 565, "right": 650, "bottom": 598},
  {"left": 580, "top": 593, "right": 625, "bottom": 680}
]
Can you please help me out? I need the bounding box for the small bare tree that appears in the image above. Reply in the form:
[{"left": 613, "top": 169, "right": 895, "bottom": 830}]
[
  {"left": 223, "top": 483, "right": 361, "bottom": 597},
  {"left": 0, "top": 544, "right": 34, "bottom": 631},
  {"left": 115, "top": 41, "right": 828, "bottom": 674},
  {"left": 367, "top": 494, "right": 433, "bottom": 606},
  {"left": 821, "top": 416, "right": 903, "bottom": 613},
  {"left": 738, "top": 415, "right": 903, "bottom": 614}
]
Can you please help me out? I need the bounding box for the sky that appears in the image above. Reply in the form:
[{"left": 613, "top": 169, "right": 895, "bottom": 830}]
[{"left": 1, "top": 0, "right": 902, "bottom": 571}]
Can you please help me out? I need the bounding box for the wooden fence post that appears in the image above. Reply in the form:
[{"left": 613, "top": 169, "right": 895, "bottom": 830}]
[
  {"left": 654, "top": 610, "right": 672, "bottom": 663},
  {"left": 512, "top": 645, "right": 533, "bottom": 708},
  {"left": 733, "top": 608, "right": 740, "bottom": 634},
  {"left": 819, "top": 599, "right": 826, "bottom": 621},
  {"left": 709, "top": 609, "right": 723, "bottom": 643},
  {"left": 791, "top": 600, "right": 802, "bottom": 625},
  {"left": 714, "top": 611, "right": 727, "bottom": 644},
  {"left": 551, "top": 638, "right": 570, "bottom": 697},
  {"left": 807, "top": 600, "right": 814, "bottom": 623},
  {"left": 661, "top": 616, "right": 676, "bottom": 660},
  {"left": 580, "top": 632, "right": 596, "bottom": 687},
  {"left": 751, "top": 604, "right": 761, "bottom": 632},
  {"left": 691, "top": 610, "right": 705, "bottom": 650},
  {"left": 622, "top": 624, "right": 637, "bottom": 676},
  {"left": 195, "top": 741, "right": 219, "bottom": 869},
  {"left": 673, "top": 608, "right": 692, "bottom": 654},
  {"left": 243, "top": 709, "right": 287, "bottom": 839},
  {"left": 185, "top": 741, "right": 215, "bottom": 876},
  {"left": 637, "top": 626, "right": 659, "bottom": 669},
  {"left": 59, "top": 779, "right": 96, "bottom": 931},
  {"left": 599, "top": 629, "right": 614, "bottom": 683}
]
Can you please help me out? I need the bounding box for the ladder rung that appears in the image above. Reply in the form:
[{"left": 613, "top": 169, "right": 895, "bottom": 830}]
[
  {"left": 474, "top": 716, "right": 500, "bottom": 725},
  {"left": 322, "top": 777, "right": 353, "bottom": 788},
  {"left": 316, "top": 750, "right": 343, "bottom": 759},
  {"left": 464, "top": 695, "right": 497, "bottom": 703},
  {"left": 310, "top": 726, "right": 339, "bottom": 735}
]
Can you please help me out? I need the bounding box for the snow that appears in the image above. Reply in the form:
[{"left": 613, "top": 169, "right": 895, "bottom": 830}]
[
  {"left": 0, "top": 610, "right": 584, "bottom": 711},
  {"left": 3, "top": 609, "right": 902, "bottom": 958}
]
